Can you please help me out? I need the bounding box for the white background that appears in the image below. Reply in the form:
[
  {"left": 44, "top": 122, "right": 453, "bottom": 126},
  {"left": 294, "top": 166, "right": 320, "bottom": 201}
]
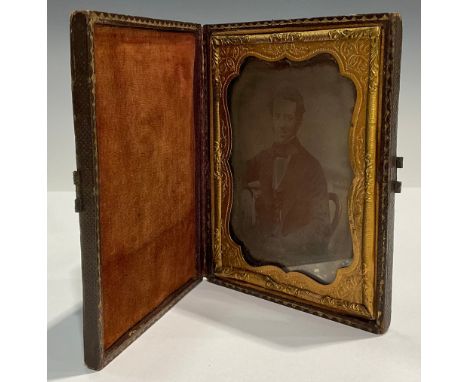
[{"left": 11, "top": 0, "right": 468, "bottom": 381}]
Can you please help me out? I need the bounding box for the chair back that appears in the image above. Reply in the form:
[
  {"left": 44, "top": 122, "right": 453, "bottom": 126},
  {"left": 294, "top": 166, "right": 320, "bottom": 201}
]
[{"left": 328, "top": 192, "right": 342, "bottom": 238}]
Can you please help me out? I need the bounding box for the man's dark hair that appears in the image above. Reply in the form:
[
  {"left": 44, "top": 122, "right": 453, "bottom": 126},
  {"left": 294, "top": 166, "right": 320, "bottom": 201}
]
[{"left": 270, "top": 85, "right": 306, "bottom": 121}]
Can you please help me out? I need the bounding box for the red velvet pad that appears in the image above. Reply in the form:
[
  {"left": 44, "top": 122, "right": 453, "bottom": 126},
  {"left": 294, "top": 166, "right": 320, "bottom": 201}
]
[{"left": 93, "top": 25, "right": 198, "bottom": 349}]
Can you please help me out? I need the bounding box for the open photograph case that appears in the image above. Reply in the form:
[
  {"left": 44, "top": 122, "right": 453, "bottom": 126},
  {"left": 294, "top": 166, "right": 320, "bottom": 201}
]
[{"left": 70, "top": 11, "right": 402, "bottom": 370}]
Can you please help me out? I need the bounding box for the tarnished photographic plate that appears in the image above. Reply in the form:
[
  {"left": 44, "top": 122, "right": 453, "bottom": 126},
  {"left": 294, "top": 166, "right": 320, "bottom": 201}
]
[{"left": 70, "top": 11, "right": 402, "bottom": 370}]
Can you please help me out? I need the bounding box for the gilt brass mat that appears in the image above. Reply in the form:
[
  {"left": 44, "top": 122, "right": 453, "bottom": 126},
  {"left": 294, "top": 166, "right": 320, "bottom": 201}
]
[{"left": 209, "top": 25, "right": 384, "bottom": 319}]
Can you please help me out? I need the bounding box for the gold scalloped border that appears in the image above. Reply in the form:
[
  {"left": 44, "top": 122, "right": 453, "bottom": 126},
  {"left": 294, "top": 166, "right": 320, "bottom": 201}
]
[{"left": 210, "top": 26, "right": 383, "bottom": 319}]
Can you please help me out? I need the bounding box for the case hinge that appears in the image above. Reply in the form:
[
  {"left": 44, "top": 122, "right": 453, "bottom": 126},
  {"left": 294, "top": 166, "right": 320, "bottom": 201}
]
[
  {"left": 73, "top": 170, "right": 83, "bottom": 212},
  {"left": 393, "top": 156, "right": 403, "bottom": 193}
]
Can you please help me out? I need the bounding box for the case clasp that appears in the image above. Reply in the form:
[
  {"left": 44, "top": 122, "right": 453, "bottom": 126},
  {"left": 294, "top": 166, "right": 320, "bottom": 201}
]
[
  {"left": 396, "top": 156, "right": 404, "bottom": 169},
  {"left": 392, "top": 180, "right": 402, "bottom": 193}
]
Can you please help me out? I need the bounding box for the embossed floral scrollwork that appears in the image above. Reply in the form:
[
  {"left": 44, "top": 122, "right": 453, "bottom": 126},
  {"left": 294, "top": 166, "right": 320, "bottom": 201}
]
[{"left": 210, "top": 26, "right": 382, "bottom": 319}]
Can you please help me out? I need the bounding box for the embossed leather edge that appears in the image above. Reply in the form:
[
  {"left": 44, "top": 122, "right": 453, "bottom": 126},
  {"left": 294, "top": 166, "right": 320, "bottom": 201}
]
[
  {"left": 374, "top": 13, "right": 402, "bottom": 334},
  {"left": 204, "top": 13, "right": 403, "bottom": 334},
  {"left": 70, "top": 11, "right": 104, "bottom": 370},
  {"left": 205, "top": 13, "right": 395, "bottom": 31},
  {"left": 202, "top": 25, "right": 213, "bottom": 277},
  {"left": 207, "top": 276, "right": 380, "bottom": 333},
  {"left": 194, "top": 21, "right": 205, "bottom": 278}
]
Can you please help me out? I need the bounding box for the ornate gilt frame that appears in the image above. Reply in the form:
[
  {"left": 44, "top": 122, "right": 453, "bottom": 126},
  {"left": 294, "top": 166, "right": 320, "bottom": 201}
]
[{"left": 209, "top": 25, "right": 384, "bottom": 319}]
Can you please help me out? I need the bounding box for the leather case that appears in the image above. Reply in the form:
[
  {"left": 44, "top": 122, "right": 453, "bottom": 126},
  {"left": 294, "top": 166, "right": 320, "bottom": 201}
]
[{"left": 70, "top": 10, "right": 402, "bottom": 370}]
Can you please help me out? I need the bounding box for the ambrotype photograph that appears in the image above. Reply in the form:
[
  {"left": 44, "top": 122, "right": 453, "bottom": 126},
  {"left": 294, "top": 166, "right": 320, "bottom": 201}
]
[{"left": 229, "top": 55, "right": 357, "bottom": 283}]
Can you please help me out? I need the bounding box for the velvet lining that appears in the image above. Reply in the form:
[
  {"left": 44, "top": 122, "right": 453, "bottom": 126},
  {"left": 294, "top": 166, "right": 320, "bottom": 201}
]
[{"left": 93, "top": 25, "right": 198, "bottom": 349}]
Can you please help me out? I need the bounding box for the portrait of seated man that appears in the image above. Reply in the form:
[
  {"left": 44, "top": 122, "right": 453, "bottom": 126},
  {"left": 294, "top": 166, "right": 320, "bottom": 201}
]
[{"left": 232, "top": 85, "right": 332, "bottom": 267}]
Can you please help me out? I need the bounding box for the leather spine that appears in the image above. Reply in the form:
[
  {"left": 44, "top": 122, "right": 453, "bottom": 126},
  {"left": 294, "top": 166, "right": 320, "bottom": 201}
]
[{"left": 70, "top": 11, "right": 104, "bottom": 369}]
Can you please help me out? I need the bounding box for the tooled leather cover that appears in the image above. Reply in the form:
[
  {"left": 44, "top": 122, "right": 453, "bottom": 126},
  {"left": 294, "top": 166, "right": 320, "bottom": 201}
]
[
  {"left": 70, "top": 12, "right": 103, "bottom": 369},
  {"left": 70, "top": 11, "right": 204, "bottom": 370},
  {"left": 203, "top": 13, "right": 402, "bottom": 334}
]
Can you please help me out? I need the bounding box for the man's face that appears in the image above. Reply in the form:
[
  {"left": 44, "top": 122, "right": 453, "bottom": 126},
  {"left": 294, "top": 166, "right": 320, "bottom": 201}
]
[{"left": 272, "top": 98, "right": 299, "bottom": 144}]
